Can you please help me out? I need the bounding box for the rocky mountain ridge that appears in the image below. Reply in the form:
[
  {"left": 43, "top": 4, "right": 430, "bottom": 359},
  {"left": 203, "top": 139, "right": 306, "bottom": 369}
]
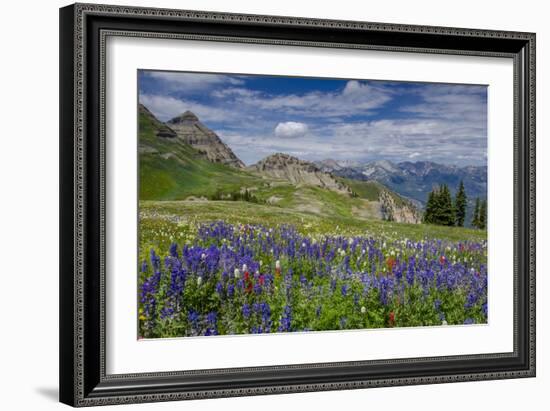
[
  {"left": 249, "top": 153, "right": 351, "bottom": 195},
  {"left": 166, "top": 110, "right": 245, "bottom": 168}
]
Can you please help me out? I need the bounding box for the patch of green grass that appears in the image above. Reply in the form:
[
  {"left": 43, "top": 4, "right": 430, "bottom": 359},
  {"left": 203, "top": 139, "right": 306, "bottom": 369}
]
[{"left": 342, "top": 178, "right": 410, "bottom": 206}]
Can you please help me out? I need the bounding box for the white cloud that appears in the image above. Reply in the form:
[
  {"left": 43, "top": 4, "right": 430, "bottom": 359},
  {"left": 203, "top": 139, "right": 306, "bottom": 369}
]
[
  {"left": 317, "top": 117, "right": 486, "bottom": 164},
  {"left": 218, "top": 130, "right": 338, "bottom": 165},
  {"left": 144, "top": 72, "right": 244, "bottom": 93},
  {"left": 274, "top": 122, "right": 309, "bottom": 138},
  {"left": 401, "top": 83, "right": 487, "bottom": 123},
  {"left": 210, "top": 88, "right": 260, "bottom": 99},
  {"left": 219, "top": 80, "right": 392, "bottom": 118},
  {"left": 139, "top": 94, "right": 231, "bottom": 123}
]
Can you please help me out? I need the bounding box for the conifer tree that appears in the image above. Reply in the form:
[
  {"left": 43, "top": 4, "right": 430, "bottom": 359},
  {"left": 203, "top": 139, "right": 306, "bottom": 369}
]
[
  {"left": 454, "top": 180, "right": 467, "bottom": 227},
  {"left": 479, "top": 199, "right": 487, "bottom": 230},
  {"left": 431, "top": 186, "right": 445, "bottom": 225},
  {"left": 424, "top": 190, "right": 436, "bottom": 224},
  {"left": 472, "top": 197, "right": 481, "bottom": 228},
  {"left": 438, "top": 184, "right": 455, "bottom": 226},
  {"left": 424, "top": 185, "right": 455, "bottom": 226}
]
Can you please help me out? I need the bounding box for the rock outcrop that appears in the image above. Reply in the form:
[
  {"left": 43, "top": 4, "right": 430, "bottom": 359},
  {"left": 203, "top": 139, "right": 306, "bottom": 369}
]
[
  {"left": 249, "top": 153, "right": 351, "bottom": 195},
  {"left": 167, "top": 111, "right": 245, "bottom": 168},
  {"left": 378, "top": 190, "right": 421, "bottom": 224}
]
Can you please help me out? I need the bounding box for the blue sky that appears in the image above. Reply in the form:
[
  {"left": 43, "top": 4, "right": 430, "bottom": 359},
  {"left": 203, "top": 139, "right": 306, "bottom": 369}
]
[{"left": 138, "top": 70, "right": 487, "bottom": 167}]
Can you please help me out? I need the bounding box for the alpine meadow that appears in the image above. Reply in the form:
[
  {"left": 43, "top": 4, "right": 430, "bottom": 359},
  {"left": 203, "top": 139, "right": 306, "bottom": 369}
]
[{"left": 137, "top": 71, "right": 488, "bottom": 339}]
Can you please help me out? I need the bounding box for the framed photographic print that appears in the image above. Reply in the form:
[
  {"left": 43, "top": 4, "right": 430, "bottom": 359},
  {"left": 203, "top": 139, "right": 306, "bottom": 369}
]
[{"left": 59, "top": 3, "right": 536, "bottom": 407}]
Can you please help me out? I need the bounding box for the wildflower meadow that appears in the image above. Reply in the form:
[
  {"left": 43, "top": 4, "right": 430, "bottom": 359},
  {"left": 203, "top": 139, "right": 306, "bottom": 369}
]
[{"left": 138, "top": 213, "right": 487, "bottom": 338}]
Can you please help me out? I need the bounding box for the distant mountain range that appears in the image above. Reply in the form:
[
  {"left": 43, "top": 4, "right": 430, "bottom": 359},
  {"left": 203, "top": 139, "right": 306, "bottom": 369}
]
[{"left": 316, "top": 158, "right": 487, "bottom": 207}]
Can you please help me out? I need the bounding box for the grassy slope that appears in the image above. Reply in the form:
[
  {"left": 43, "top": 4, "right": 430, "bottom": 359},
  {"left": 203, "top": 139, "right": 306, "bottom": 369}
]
[
  {"left": 341, "top": 177, "right": 410, "bottom": 207},
  {"left": 139, "top": 113, "right": 262, "bottom": 200},
  {"left": 142, "top": 200, "right": 486, "bottom": 240}
]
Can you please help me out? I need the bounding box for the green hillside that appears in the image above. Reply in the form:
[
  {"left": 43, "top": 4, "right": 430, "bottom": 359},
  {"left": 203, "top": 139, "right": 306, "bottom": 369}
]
[
  {"left": 139, "top": 112, "right": 262, "bottom": 200},
  {"left": 340, "top": 177, "right": 410, "bottom": 206}
]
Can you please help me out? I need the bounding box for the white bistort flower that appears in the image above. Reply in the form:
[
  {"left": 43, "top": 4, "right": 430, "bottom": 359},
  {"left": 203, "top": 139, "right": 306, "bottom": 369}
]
[
  {"left": 275, "top": 260, "right": 281, "bottom": 269},
  {"left": 361, "top": 306, "right": 367, "bottom": 314},
  {"left": 197, "top": 277, "right": 202, "bottom": 286},
  {"left": 234, "top": 268, "right": 241, "bottom": 279},
  {"left": 242, "top": 264, "right": 248, "bottom": 272}
]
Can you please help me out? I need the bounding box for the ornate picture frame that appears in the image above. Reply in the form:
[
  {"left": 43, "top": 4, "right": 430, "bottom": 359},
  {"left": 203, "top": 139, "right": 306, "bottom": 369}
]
[{"left": 59, "top": 3, "right": 535, "bottom": 407}]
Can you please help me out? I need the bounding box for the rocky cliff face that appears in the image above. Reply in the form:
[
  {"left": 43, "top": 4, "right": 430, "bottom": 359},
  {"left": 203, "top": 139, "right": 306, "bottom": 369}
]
[
  {"left": 250, "top": 153, "right": 351, "bottom": 195},
  {"left": 378, "top": 190, "right": 421, "bottom": 224},
  {"left": 166, "top": 111, "right": 245, "bottom": 168}
]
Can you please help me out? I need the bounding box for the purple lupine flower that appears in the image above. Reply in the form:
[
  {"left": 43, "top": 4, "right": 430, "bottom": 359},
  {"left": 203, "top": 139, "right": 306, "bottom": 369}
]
[
  {"left": 169, "top": 243, "right": 178, "bottom": 258},
  {"left": 242, "top": 303, "right": 251, "bottom": 319},
  {"left": 253, "top": 282, "right": 262, "bottom": 295},
  {"left": 341, "top": 284, "right": 349, "bottom": 297},
  {"left": 227, "top": 283, "right": 235, "bottom": 299},
  {"left": 278, "top": 305, "right": 292, "bottom": 332},
  {"left": 465, "top": 292, "right": 477, "bottom": 308}
]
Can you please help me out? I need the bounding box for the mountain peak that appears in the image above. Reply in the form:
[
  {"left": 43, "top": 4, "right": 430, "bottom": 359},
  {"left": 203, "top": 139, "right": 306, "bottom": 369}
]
[
  {"left": 250, "top": 153, "right": 350, "bottom": 194},
  {"left": 372, "top": 159, "right": 397, "bottom": 172},
  {"left": 168, "top": 110, "right": 200, "bottom": 124},
  {"left": 319, "top": 158, "right": 342, "bottom": 168},
  {"left": 165, "top": 110, "right": 245, "bottom": 168}
]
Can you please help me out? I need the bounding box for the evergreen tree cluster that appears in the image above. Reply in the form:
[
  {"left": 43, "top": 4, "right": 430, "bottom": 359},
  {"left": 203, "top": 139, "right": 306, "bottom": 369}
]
[
  {"left": 424, "top": 184, "right": 455, "bottom": 226},
  {"left": 423, "top": 180, "right": 486, "bottom": 229},
  {"left": 471, "top": 197, "right": 487, "bottom": 230}
]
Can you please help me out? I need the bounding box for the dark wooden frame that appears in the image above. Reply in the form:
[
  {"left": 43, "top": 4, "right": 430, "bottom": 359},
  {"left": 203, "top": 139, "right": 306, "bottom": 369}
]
[{"left": 60, "top": 3, "right": 536, "bottom": 407}]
